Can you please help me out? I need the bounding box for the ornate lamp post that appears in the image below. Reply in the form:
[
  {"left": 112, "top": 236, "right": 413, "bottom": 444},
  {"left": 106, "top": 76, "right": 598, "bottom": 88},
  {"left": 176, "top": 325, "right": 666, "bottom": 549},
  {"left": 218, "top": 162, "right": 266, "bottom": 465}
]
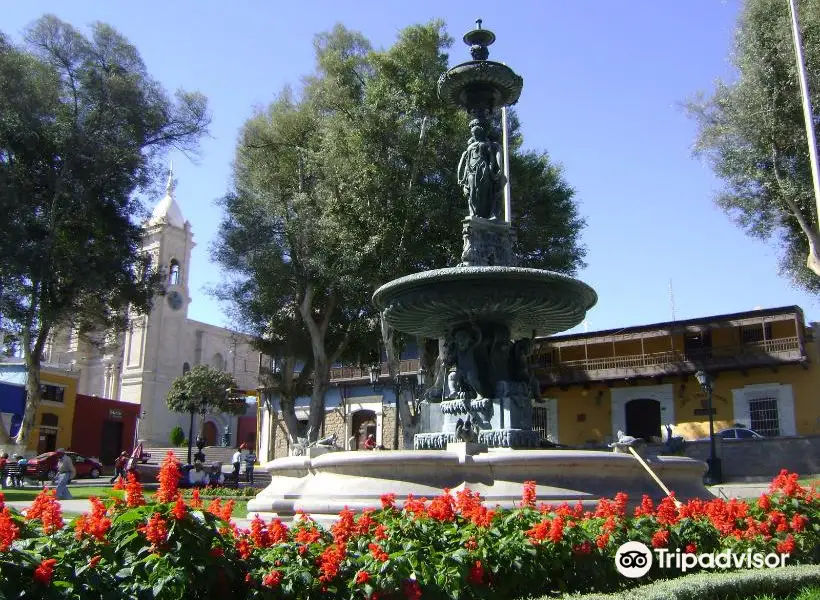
[
  {"left": 694, "top": 370, "right": 722, "bottom": 484},
  {"left": 369, "top": 363, "right": 383, "bottom": 392}
]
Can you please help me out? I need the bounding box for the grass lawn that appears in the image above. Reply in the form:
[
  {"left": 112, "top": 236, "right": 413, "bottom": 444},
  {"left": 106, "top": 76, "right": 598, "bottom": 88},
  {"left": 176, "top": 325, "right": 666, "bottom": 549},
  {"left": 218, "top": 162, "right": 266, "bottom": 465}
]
[
  {"left": 751, "top": 587, "right": 820, "bottom": 600},
  {"left": 798, "top": 476, "right": 819, "bottom": 488}
]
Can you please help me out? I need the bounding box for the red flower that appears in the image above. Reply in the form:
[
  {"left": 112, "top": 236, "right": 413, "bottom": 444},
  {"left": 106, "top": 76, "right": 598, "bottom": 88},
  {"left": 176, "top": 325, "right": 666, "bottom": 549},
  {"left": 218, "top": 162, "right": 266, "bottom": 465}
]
[
  {"left": 403, "top": 579, "right": 422, "bottom": 600},
  {"left": 262, "top": 570, "right": 282, "bottom": 588},
  {"left": 26, "top": 489, "right": 63, "bottom": 534},
  {"left": 381, "top": 493, "right": 396, "bottom": 510},
  {"left": 125, "top": 473, "right": 146, "bottom": 507},
  {"left": 758, "top": 493, "right": 772, "bottom": 511},
  {"left": 655, "top": 494, "right": 680, "bottom": 525},
  {"left": 356, "top": 571, "right": 370, "bottom": 585},
  {"left": 468, "top": 560, "right": 485, "bottom": 585},
  {"left": 613, "top": 492, "right": 628, "bottom": 516},
  {"left": 521, "top": 480, "right": 537, "bottom": 508},
  {"left": 33, "top": 558, "right": 57, "bottom": 585},
  {"left": 74, "top": 497, "right": 111, "bottom": 541},
  {"left": 356, "top": 509, "right": 376, "bottom": 535},
  {"left": 0, "top": 507, "right": 20, "bottom": 551},
  {"left": 156, "top": 451, "right": 182, "bottom": 503},
  {"left": 790, "top": 513, "right": 809, "bottom": 533},
  {"left": 770, "top": 470, "right": 805, "bottom": 498},
  {"left": 112, "top": 477, "right": 125, "bottom": 491},
  {"left": 138, "top": 513, "right": 169, "bottom": 551},
  {"left": 318, "top": 543, "right": 346, "bottom": 583},
  {"left": 219, "top": 500, "right": 235, "bottom": 522},
  {"left": 332, "top": 507, "right": 356, "bottom": 544},
  {"left": 294, "top": 526, "right": 322, "bottom": 545},
  {"left": 685, "top": 543, "right": 697, "bottom": 554},
  {"left": 209, "top": 546, "right": 225, "bottom": 557},
  {"left": 428, "top": 492, "right": 456, "bottom": 522},
  {"left": 777, "top": 534, "right": 796, "bottom": 555},
  {"left": 89, "top": 555, "right": 102, "bottom": 569},
  {"left": 470, "top": 506, "right": 495, "bottom": 528},
  {"left": 207, "top": 498, "right": 223, "bottom": 518},
  {"left": 374, "top": 524, "right": 388, "bottom": 540},
  {"left": 465, "top": 537, "right": 478, "bottom": 551},
  {"left": 235, "top": 536, "right": 253, "bottom": 560},
  {"left": 170, "top": 497, "right": 187, "bottom": 521},
  {"left": 572, "top": 541, "right": 593, "bottom": 555},
  {"left": 189, "top": 488, "right": 203, "bottom": 509},
  {"left": 369, "top": 542, "right": 389, "bottom": 562},
  {"left": 249, "top": 515, "right": 270, "bottom": 548},
  {"left": 268, "top": 518, "right": 289, "bottom": 544},
  {"left": 403, "top": 494, "right": 427, "bottom": 517},
  {"left": 651, "top": 529, "right": 670, "bottom": 548},
  {"left": 634, "top": 495, "right": 654, "bottom": 517},
  {"left": 595, "top": 533, "right": 610, "bottom": 549}
]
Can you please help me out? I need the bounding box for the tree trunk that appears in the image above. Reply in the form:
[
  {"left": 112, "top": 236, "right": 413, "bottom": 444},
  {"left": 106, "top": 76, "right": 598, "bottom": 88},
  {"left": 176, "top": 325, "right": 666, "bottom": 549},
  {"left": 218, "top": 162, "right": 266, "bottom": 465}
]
[
  {"left": 278, "top": 391, "right": 301, "bottom": 444},
  {"left": 14, "top": 328, "right": 47, "bottom": 448},
  {"left": 298, "top": 284, "right": 333, "bottom": 444},
  {"left": 806, "top": 231, "right": 820, "bottom": 276}
]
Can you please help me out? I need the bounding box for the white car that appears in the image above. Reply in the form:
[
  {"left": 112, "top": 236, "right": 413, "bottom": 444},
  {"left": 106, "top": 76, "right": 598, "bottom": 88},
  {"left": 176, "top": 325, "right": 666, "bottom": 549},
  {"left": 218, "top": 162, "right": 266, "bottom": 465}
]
[{"left": 717, "top": 427, "right": 764, "bottom": 440}]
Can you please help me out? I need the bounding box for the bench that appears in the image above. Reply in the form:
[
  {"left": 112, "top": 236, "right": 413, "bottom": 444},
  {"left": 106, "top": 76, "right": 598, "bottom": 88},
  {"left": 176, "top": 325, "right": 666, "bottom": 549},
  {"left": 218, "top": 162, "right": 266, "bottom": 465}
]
[{"left": 3, "top": 462, "right": 25, "bottom": 487}]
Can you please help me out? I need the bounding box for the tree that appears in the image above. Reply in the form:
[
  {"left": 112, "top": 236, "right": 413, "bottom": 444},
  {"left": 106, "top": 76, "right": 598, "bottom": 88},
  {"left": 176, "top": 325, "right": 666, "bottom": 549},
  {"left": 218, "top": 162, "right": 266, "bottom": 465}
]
[
  {"left": 687, "top": 0, "right": 820, "bottom": 292},
  {"left": 165, "top": 364, "right": 243, "bottom": 463},
  {"left": 213, "top": 21, "right": 586, "bottom": 445},
  {"left": 0, "top": 15, "right": 210, "bottom": 448}
]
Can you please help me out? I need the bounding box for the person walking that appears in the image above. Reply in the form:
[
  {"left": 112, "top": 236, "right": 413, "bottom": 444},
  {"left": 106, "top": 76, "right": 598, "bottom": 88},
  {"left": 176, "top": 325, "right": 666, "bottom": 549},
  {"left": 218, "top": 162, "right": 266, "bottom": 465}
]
[
  {"left": 110, "top": 451, "right": 128, "bottom": 484},
  {"left": 244, "top": 448, "right": 256, "bottom": 485},
  {"left": 55, "top": 449, "right": 75, "bottom": 500},
  {"left": 231, "top": 445, "right": 243, "bottom": 487},
  {"left": 14, "top": 455, "right": 28, "bottom": 488}
]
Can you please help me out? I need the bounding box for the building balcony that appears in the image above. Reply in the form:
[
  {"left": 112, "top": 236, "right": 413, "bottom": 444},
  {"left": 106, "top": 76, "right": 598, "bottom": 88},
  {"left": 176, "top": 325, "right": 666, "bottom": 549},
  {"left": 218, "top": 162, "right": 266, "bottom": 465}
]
[
  {"left": 535, "top": 336, "right": 806, "bottom": 385},
  {"left": 329, "top": 358, "right": 421, "bottom": 383}
]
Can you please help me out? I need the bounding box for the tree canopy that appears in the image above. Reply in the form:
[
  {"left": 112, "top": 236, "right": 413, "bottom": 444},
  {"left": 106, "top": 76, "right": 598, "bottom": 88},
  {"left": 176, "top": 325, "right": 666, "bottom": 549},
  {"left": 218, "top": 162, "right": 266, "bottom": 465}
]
[
  {"left": 0, "top": 15, "right": 210, "bottom": 446},
  {"left": 687, "top": 0, "right": 820, "bottom": 293},
  {"left": 165, "top": 364, "right": 244, "bottom": 416},
  {"left": 212, "top": 21, "right": 586, "bottom": 443}
]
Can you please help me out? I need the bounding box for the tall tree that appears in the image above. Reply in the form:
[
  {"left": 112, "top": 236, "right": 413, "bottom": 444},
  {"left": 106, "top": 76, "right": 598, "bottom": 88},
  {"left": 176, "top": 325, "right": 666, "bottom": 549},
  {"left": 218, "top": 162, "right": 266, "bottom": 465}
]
[
  {"left": 0, "top": 15, "right": 210, "bottom": 447},
  {"left": 213, "top": 21, "right": 585, "bottom": 445},
  {"left": 687, "top": 0, "right": 820, "bottom": 292},
  {"left": 165, "top": 365, "right": 243, "bottom": 463}
]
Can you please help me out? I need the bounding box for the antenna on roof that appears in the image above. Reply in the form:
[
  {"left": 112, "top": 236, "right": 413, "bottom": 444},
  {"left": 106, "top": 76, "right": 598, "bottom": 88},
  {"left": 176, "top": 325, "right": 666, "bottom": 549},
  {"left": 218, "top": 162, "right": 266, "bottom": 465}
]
[{"left": 669, "top": 279, "right": 676, "bottom": 321}]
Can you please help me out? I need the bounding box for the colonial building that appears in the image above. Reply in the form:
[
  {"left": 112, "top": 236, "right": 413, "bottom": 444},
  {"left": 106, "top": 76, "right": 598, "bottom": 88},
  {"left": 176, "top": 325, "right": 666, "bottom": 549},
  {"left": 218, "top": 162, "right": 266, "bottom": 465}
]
[
  {"left": 42, "top": 170, "right": 264, "bottom": 450},
  {"left": 0, "top": 362, "right": 79, "bottom": 454},
  {"left": 532, "top": 305, "right": 818, "bottom": 445}
]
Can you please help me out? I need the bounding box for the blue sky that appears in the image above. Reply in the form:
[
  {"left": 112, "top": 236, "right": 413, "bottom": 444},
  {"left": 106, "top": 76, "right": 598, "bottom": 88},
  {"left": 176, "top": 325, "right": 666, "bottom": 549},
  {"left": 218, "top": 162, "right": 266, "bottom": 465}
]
[{"left": 6, "top": 1, "right": 819, "bottom": 334}]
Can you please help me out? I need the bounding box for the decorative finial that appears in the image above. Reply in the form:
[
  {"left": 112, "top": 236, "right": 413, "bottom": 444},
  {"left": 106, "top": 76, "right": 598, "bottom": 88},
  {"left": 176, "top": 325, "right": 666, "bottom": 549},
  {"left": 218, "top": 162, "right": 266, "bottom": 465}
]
[
  {"left": 463, "top": 20, "right": 495, "bottom": 61},
  {"left": 166, "top": 161, "right": 176, "bottom": 198}
]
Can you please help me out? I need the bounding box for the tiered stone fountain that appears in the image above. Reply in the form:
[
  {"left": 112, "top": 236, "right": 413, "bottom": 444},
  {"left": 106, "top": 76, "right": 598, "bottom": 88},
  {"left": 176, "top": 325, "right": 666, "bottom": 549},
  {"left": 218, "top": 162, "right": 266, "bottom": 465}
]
[{"left": 247, "top": 22, "right": 709, "bottom": 522}]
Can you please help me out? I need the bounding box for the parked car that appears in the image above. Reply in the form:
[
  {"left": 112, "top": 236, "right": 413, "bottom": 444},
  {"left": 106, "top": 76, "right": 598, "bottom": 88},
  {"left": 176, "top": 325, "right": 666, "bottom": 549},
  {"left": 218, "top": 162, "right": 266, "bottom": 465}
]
[
  {"left": 697, "top": 427, "right": 764, "bottom": 441},
  {"left": 25, "top": 451, "right": 104, "bottom": 480}
]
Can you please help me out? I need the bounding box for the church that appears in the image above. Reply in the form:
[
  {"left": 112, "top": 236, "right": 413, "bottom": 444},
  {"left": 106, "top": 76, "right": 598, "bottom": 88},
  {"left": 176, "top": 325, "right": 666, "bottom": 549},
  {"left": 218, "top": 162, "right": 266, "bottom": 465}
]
[{"left": 43, "top": 170, "right": 264, "bottom": 450}]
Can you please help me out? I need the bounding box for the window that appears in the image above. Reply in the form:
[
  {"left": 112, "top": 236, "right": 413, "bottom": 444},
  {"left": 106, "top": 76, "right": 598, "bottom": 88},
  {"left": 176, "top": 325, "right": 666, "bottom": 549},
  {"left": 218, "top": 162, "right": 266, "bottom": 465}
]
[
  {"left": 212, "top": 353, "right": 224, "bottom": 371},
  {"left": 182, "top": 362, "right": 191, "bottom": 375},
  {"left": 40, "top": 384, "right": 64, "bottom": 403},
  {"left": 169, "top": 260, "right": 180, "bottom": 285},
  {"left": 40, "top": 413, "right": 58, "bottom": 427},
  {"left": 532, "top": 406, "right": 551, "bottom": 441},
  {"left": 735, "top": 429, "right": 756, "bottom": 439},
  {"left": 749, "top": 396, "right": 779, "bottom": 437},
  {"left": 740, "top": 323, "right": 772, "bottom": 345},
  {"left": 719, "top": 429, "right": 736, "bottom": 439},
  {"left": 684, "top": 331, "right": 711, "bottom": 356}
]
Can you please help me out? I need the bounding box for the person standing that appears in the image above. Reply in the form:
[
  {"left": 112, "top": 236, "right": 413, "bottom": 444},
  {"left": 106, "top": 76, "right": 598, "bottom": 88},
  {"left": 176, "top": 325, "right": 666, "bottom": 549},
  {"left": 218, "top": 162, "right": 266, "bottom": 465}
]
[
  {"left": 55, "top": 449, "right": 75, "bottom": 500},
  {"left": 14, "top": 455, "right": 28, "bottom": 488},
  {"left": 0, "top": 453, "right": 7, "bottom": 489},
  {"left": 231, "top": 446, "right": 242, "bottom": 487},
  {"left": 244, "top": 448, "right": 256, "bottom": 485},
  {"left": 110, "top": 451, "right": 128, "bottom": 484}
]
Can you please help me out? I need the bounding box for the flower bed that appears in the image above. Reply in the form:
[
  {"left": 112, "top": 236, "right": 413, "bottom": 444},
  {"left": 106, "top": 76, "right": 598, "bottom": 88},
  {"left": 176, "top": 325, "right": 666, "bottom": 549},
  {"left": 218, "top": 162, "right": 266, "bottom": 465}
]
[{"left": 0, "top": 452, "right": 817, "bottom": 600}]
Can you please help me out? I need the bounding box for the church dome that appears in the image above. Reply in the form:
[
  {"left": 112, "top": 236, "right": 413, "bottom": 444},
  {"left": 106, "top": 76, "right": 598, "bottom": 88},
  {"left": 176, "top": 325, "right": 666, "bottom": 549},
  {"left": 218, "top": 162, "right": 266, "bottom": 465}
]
[{"left": 148, "top": 166, "right": 185, "bottom": 229}]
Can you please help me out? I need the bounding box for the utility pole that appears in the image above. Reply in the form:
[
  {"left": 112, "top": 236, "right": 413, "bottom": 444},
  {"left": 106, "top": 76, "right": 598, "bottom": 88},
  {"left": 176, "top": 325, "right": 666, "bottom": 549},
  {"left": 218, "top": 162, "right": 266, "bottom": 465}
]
[{"left": 788, "top": 0, "right": 820, "bottom": 224}]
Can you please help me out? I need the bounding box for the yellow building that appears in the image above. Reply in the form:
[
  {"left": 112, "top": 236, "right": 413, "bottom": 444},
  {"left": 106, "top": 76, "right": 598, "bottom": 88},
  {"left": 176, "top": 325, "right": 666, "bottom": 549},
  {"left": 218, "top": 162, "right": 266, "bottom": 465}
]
[
  {"left": 532, "top": 305, "right": 818, "bottom": 446},
  {"left": 0, "top": 361, "right": 79, "bottom": 454}
]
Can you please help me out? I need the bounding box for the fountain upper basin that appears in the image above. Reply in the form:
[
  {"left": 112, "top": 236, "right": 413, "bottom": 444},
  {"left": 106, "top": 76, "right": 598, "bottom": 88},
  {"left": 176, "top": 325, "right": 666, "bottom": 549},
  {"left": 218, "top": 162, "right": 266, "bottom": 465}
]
[{"left": 372, "top": 266, "right": 598, "bottom": 339}]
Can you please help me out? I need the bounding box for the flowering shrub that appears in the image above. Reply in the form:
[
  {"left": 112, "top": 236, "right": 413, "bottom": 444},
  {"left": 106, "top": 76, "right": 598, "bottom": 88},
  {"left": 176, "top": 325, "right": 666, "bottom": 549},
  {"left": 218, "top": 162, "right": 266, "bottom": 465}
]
[{"left": 0, "top": 465, "right": 816, "bottom": 599}]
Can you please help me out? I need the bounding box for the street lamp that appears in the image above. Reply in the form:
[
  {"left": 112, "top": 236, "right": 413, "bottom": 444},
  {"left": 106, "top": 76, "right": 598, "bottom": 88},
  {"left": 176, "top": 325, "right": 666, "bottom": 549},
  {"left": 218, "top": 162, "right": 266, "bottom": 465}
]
[
  {"left": 694, "top": 370, "right": 722, "bottom": 484},
  {"left": 369, "top": 363, "right": 383, "bottom": 392}
]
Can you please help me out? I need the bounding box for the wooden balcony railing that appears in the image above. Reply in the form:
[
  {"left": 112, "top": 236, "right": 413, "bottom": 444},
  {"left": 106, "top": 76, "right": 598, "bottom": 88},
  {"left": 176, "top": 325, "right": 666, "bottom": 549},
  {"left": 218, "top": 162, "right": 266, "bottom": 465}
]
[
  {"left": 535, "top": 336, "right": 804, "bottom": 383},
  {"left": 329, "top": 358, "right": 421, "bottom": 382}
]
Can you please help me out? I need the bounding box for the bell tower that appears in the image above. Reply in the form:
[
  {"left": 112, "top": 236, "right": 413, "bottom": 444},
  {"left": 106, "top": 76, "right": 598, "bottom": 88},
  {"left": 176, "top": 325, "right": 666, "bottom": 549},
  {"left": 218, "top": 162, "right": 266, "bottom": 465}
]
[{"left": 119, "top": 165, "right": 195, "bottom": 444}]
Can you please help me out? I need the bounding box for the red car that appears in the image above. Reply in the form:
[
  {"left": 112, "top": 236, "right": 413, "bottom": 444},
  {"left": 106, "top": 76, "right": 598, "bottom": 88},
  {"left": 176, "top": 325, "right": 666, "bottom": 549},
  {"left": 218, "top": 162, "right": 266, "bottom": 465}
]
[{"left": 25, "top": 451, "right": 104, "bottom": 480}]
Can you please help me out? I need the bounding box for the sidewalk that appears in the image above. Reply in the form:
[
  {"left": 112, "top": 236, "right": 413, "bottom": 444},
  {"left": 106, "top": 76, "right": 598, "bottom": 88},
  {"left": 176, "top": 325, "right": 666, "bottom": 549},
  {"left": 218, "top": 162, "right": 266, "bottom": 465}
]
[{"left": 708, "top": 482, "right": 769, "bottom": 499}]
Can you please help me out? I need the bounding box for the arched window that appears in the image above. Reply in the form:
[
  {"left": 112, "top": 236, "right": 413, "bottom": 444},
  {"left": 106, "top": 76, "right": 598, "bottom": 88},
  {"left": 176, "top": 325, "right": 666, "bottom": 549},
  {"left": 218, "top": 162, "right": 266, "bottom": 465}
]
[
  {"left": 169, "top": 260, "right": 180, "bottom": 285},
  {"left": 212, "top": 353, "right": 224, "bottom": 371},
  {"left": 182, "top": 362, "right": 191, "bottom": 375}
]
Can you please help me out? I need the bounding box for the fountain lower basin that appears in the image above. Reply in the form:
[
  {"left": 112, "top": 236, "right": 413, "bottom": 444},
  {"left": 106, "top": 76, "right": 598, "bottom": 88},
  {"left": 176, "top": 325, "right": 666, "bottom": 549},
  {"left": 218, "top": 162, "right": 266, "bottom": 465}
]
[{"left": 247, "top": 449, "right": 711, "bottom": 523}]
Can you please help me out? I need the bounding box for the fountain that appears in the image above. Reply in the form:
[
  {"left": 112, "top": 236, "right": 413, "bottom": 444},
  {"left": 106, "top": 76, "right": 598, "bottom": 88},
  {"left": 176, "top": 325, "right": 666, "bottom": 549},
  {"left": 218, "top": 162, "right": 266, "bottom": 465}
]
[{"left": 247, "top": 22, "right": 710, "bottom": 522}]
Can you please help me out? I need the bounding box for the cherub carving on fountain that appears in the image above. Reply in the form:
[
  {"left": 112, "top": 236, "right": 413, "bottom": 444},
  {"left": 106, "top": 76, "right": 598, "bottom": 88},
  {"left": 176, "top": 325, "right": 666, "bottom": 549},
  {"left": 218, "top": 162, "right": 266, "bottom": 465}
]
[
  {"left": 457, "top": 120, "right": 506, "bottom": 220},
  {"left": 448, "top": 324, "right": 492, "bottom": 400},
  {"left": 510, "top": 338, "right": 542, "bottom": 402}
]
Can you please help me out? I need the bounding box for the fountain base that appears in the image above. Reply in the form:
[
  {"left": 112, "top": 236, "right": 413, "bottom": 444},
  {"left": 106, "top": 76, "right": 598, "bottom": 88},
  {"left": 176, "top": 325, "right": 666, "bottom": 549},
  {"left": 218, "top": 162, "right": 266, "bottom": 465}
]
[{"left": 246, "top": 449, "right": 711, "bottom": 524}]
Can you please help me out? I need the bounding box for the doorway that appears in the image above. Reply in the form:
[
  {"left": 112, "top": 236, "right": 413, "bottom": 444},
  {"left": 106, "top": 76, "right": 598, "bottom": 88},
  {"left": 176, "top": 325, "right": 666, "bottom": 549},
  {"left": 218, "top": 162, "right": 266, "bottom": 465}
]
[
  {"left": 351, "top": 410, "right": 377, "bottom": 450},
  {"left": 625, "top": 398, "right": 661, "bottom": 442},
  {"left": 101, "top": 420, "right": 124, "bottom": 465},
  {"left": 202, "top": 421, "right": 218, "bottom": 447}
]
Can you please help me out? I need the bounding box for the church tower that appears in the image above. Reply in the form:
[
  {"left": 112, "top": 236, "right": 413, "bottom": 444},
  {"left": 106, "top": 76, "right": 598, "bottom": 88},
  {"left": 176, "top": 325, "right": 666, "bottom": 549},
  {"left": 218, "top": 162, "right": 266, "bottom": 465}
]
[{"left": 120, "top": 167, "right": 195, "bottom": 444}]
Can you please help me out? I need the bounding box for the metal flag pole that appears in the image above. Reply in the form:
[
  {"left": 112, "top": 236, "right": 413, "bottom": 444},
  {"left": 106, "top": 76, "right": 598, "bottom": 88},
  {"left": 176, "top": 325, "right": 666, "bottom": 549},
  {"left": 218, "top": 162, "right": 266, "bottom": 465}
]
[
  {"left": 787, "top": 0, "right": 820, "bottom": 224},
  {"left": 501, "top": 105, "right": 512, "bottom": 223}
]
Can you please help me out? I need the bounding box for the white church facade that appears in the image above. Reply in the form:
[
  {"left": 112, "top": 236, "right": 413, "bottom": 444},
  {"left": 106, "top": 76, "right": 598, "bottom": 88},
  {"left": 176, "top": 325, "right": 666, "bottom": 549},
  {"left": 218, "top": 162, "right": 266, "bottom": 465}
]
[{"left": 44, "top": 171, "right": 265, "bottom": 449}]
